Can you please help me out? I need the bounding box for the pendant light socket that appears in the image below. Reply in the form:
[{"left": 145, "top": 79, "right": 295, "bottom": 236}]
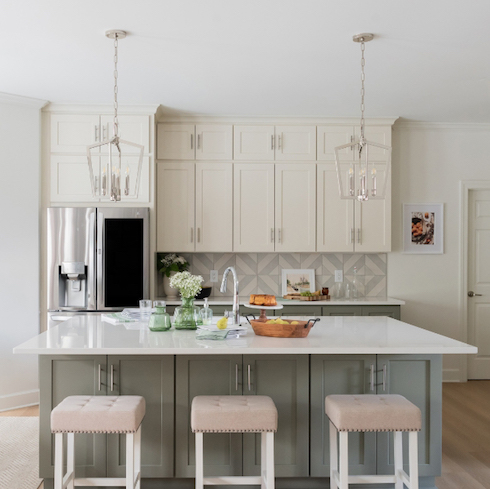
[
  {"left": 105, "top": 30, "right": 127, "bottom": 40},
  {"left": 353, "top": 33, "right": 374, "bottom": 43}
]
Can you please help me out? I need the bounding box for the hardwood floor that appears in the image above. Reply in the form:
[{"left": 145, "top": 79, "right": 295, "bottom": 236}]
[{"left": 2, "top": 382, "right": 490, "bottom": 489}]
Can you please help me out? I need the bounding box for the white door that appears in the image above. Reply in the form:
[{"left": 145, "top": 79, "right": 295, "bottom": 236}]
[
  {"left": 275, "top": 126, "right": 316, "bottom": 161},
  {"left": 195, "top": 163, "right": 233, "bottom": 252},
  {"left": 195, "top": 124, "right": 233, "bottom": 160},
  {"left": 234, "top": 163, "right": 275, "bottom": 252},
  {"left": 233, "top": 125, "right": 275, "bottom": 161},
  {"left": 156, "top": 162, "right": 195, "bottom": 252},
  {"left": 101, "top": 115, "right": 150, "bottom": 154},
  {"left": 468, "top": 189, "right": 490, "bottom": 378},
  {"left": 316, "top": 126, "right": 354, "bottom": 161},
  {"left": 316, "top": 163, "right": 353, "bottom": 252},
  {"left": 50, "top": 114, "right": 100, "bottom": 153},
  {"left": 157, "top": 124, "right": 195, "bottom": 160},
  {"left": 275, "top": 163, "right": 316, "bottom": 251}
]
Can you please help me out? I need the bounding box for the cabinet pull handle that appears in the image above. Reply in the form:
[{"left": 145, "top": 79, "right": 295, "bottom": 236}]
[
  {"left": 369, "top": 364, "right": 375, "bottom": 392},
  {"left": 278, "top": 134, "right": 282, "bottom": 149},
  {"left": 357, "top": 228, "right": 361, "bottom": 244},
  {"left": 102, "top": 125, "right": 107, "bottom": 141},
  {"left": 235, "top": 364, "right": 239, "bottom": 391},
  {"left": 197, "top": 228, "right": 200, "bottom": 243},
  {"left": 271, "top": 228, "right": 274, "bottom": 243},
  {"left": 278, "top": 228, "right": 282, "bottom": 243},
  {"left": 190, "top": 134, "right": 194, "bottom": 150},
  {"left": 382, "top": 364, "right": 387, "bottom": 392},
  {"left": 247, "top": 364, "right": 251, "bottom": 391},
  {"left": 94, "top": 126, "right": 99, "bottom": 142},
  {"left": 98, "top": 364, "right": 102, "bottom": 391},
  {"left": 350, "top": 228, "right": 354, "bottom": 244},
  {"left": 271, "top": 135, "right": 274, "bottom": 150},
  {"left": 110, "top": 365, "right": 115, "bottom": 392},
  {"left": 190, "top": 228, "right": 194, "bottom": 243},
  {"left": 197, "top": 134, "right": 201, "bottom": 149}
]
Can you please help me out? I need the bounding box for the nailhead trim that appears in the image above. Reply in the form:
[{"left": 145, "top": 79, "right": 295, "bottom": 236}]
[
  {"left": 336, "top": 427, "right": 421, "bottom": 432},
  {"left": 51, "top": 428, "right": 140, "bottom": 434},
  {"left": 192, "top": 428, "right": 277, "bottom": 433}
]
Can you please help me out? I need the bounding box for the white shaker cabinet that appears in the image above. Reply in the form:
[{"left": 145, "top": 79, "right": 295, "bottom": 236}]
[
  {"left": 100, "top": 115, "right": 150, "bottom": 154},
  {"left": 275, "top": 126, "right": 316, "bottom": 161},
  {"left": 157, "top": 124, "right": 232, "bottom": 160},
  {"left": 51, "top": 114, "right": 101, "bottom": 153},
  {"left": 233, "top": 164, "right": 275, "bottom": 252},
  {"left": 157, "top": 162, "right": 233, "bottom": 252}
]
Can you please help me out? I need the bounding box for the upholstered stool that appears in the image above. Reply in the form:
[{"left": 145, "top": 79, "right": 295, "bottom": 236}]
[
  {"left": 51, "top": 395, "right": 145, "bottom": 489},
  {"left": 325, "top": 394, "right": 421, "bottom": 489},
  {"left": 191, "top": 395, "right": 278, "bottom": 489}
]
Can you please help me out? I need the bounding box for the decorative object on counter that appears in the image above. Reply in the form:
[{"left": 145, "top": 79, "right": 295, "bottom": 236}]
[
  {"left": 403, "top": 203, "right": 444, "bottom": 254},
  {"left": 86, "top": 30, "right": 144, "bottom": 202},
  {"left": 281, "top": 269, "right": 315, "bottom": 296},
  {"left": 335, "top": 33, "right": 391, "bottom": 202},
  {"left": 148, "top": 301, "right": 172, "bottom": 331},
  {"left": 171, "top": 271, "right": 204, "bottom": 330},
  {"left": 249, "top": 294, "right": 277, "bottom": 306},
  {"left": 199, "top": 298, "right": 213, "bottom": 326},
  {"left": 345, "top": 266, "right": 362, "bottom": 300},
  {"left": 158, "top": 253, "right": 190, "bottom": 298},
  {"left": 195, "top": 286, "right": 212, "bottom": 300},
  {"left": 246, "top": 315, "right": 320, "bottom": 338},
  {"left": 283, "top": 293, "right": 330, "bottom": 301},
  {"left": 243, "top": 302, "right": 283, "bottom": 321}
]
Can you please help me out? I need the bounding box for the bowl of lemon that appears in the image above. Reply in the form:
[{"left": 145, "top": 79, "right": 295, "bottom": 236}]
[{"left": 245, "top": 316, "right": 320, "bottom": 338}]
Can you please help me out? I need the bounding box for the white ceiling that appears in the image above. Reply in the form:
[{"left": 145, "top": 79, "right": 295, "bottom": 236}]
[{"left": 1, "top": 0, "right": 489, "bottom": 122}]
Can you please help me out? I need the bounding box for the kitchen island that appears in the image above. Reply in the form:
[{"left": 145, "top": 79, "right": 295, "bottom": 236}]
[{"left": 15, "top": 316, "right": 476, "bottom": 489}]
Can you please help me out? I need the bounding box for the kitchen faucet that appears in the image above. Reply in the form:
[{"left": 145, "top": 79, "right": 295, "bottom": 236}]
[{"left": 220, "top": 266, "right": 240, "bottom": 324}]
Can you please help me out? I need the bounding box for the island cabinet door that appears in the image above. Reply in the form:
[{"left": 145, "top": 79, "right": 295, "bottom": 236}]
[
  {"left": 175, "top": 355, "right": 243, "bottom": 477},
  {"left": 39, "top": 355, "right": 108, "bottom": 479},
  {"left": 106, "top": 356, "right": 174, "bottom": 478},
  {"left": 242, "top": 355, "right": 309, "bottom": 477},
  {"left": 376, "top": 355, "right": 442, "bottom": 478},
  {"left": 310, "top": 355, "right": 377, "bottom": 477}
]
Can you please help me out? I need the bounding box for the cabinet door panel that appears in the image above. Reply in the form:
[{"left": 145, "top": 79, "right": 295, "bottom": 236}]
[
  {"left": 196, "top": 124, "right": 233, "bottom": 160},
  {"left": 243, "top": 355, "right": 309, "bottom": 477},
  {"left": 321, "top": 306, "right": 363, "bottom": 316},
  {"left": 275, "top": 126, "right": 316, "bottom": 161},
  {"left": 107, "top": 356, "right": 174, "bottom": 478},
  {"left": 310, "top": 355, "right": 377, "bottom": 477},
  {"left": 317, "top": 126, "right": 354, "bottom": 161},
  {"left": 275, "top": 164, "right": 316, "bottom": 252},
  {"left": 157, "top": 162, "right": 195, "bottom": 251},
  {"left": 196, "top": 163, "right": 233, "bottom": 251},
  {"left": 157, "top": 124, "right": 195, "bottom": 160},
  {"left": 280, "top": 305, "right": 322, "bottom": 317},
  {"left": 362, "top": 305, "right": 400, "bottom": 320},
  {"left": 354, "top": 126, "right": 391, "bottom": 161},
  {"left": 101, "top": 115, "right": 150, "bottom": 154},
  {"left": 317, "top": 164, "right": 353, "bottom": 252},
  {"left": 233, "top": 125, "right": 275, "bottom": 161},
  {"left": 376, "top": 355, "right": 442, "bottom": 477},
  {"left": 51, "top": 114, "right": 100, "bottom": 153},
  {"left": 39, "top": 356, "right": 107, "bottom": 479},
  {"left": 175, "top": 355, "right": 242, "bottom": 477},
  {"left": 234, "top": 163, "right": 274, "bottom": 252}
]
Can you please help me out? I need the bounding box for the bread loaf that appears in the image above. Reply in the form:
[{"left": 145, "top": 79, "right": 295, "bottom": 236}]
[{"left": 249, "top": 294, "right": 277, "bottom": 306}]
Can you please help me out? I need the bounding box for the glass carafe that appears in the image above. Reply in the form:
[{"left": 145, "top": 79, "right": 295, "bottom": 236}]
[
  {"left": 148, "top": 301, "right": 172, "bottom": 331},
  {"left": 199, "top": 298, "right": 213, "bottom": 326},
  {"left": 174, "top": 297, "right": 201, "bottom": 330}
]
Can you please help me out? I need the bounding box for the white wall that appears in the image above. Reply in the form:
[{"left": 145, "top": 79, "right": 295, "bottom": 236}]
[
  {"left": 0, "top": 93, "right": 46, "bottom": 410},
  {"left": 388, "top": 122, "right": 490, "bottom": 381}
]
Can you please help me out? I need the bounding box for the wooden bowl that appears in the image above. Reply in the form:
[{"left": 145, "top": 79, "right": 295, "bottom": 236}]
[{"left": 246, "top": 317, "right": 320, "bottom": 338}]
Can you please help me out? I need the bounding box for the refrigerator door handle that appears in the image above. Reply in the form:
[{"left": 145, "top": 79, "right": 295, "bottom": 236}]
[
  {"left": 87, "top": 210, "right": 97, "bottom": 310},
  {"left": 97, "top": 211, "right": 105, "bottom": 310}
]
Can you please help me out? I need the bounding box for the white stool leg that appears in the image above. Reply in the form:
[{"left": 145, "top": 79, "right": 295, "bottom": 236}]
[
  {"left": 261, "top": 432, "right": 266, "bottom": 489},
  {"left": 126, "top": 433, "right": 135, "bottom": 489},
  {"left": 409, "top": 431, "right": 419, "bottom": 489},
  {"left": 329, "top": 421, "right": 338, "bottom": 489},
  {"left": 265, "top": 432, "right": 274, "bottom": 489},
  {"left": 338, "top": 431, "right": 348, "bottom": 489},
  {"left": 66, "top": 433, "right": 75, "bottom": 489},
  {"left": 135, "top": 426, "right": 142, "bottom": 489},
  {"left": 394, "top": 431, "right": 403, "bottom": 489},
  {"left": 54, "top": 433, "right": 64, "bottom": 489},
  {"left": 196, "top": 432, "right": 204, "bottom": 489}
]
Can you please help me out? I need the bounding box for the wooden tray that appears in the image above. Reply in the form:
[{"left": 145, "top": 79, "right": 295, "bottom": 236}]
[
  {"left": 283, "top": 294, "right": 330, "bottom": 301},
  {"left": 246, "top": 317, "right": 320, "bottom": 338}
]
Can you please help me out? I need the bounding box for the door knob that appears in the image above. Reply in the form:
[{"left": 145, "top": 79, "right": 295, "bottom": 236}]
[{"left": 468, "top": 291, "right": 483, "bottom": 297}]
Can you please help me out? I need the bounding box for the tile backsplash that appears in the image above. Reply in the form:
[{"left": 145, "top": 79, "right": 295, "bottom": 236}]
[{"left": 157, "top": 253, "right": 387, "bottom": 299}]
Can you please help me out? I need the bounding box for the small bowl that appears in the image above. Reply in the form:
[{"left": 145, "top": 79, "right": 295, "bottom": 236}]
[{"left": 195, "top": 286, "right": 212, "bottom": 300}]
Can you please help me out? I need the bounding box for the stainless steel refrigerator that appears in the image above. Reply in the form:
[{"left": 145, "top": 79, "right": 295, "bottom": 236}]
[{"left": 47, "top": 207, "right": 149, "bottom": 327}]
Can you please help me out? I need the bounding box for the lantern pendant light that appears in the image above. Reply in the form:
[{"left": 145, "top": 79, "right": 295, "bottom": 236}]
[
  {"left": 87, "top": 30, "right": 144, "bottom": 202},
  {"left": 335, "top": 33, "right": 391, "bottom": 201}
]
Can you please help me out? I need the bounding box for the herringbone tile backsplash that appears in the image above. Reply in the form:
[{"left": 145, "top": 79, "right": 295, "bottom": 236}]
[{"left": 159, "top": 253, "right": 387, "bottom": 298}]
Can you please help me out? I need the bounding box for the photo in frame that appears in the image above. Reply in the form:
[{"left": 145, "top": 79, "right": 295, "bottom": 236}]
[
  {"left": 403, "top": 203, "right": 444, "bottom": 254},
  {"left": 281, "top": 269, "right": 315, "bottom": 296}
]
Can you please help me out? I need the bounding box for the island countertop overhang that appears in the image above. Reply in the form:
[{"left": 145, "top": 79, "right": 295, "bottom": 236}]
[{"left": 14, "top": 315, "right": 477, "bottom": 356}]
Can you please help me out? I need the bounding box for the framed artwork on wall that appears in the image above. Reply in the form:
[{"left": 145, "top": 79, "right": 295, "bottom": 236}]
[
  {"left": 281, "top": 269, "right": 315, "bottom": 296},
  {"left": 403, "top": 203, "right": 444, "bottom": 254}
]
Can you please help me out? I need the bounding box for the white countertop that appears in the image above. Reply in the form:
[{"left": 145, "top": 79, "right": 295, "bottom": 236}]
[
  {"left": 164, "top": 297, "right": 406, "bottom": 306},
  {"left": 14, "top": 315, "right": 475, "bottom": 355}
]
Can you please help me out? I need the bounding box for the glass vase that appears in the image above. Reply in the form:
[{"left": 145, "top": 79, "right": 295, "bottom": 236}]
[
  {"left": 148, "top": 303, "right": 172, "bottom": 332},
  {"left": 173, "top": 297, "right": 201, "bottom": 330}
]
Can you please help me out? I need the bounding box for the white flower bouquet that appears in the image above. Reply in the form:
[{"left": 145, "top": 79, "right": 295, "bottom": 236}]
[
  {"left": 169, "top": 271, "right": 204, "bottom": 299},
  {"left": 158, "top": 253, "right": 189, "bottom": 277}
]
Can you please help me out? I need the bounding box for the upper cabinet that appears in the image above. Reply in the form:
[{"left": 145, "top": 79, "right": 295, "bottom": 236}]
[
  {"left": 234, "top": 125, "right": 316, "bottom": 161},
  {"left": 157, "top": 124, "right": 233, "bottom": 161}
]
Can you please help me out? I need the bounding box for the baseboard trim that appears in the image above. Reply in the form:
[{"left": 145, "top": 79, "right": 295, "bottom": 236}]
[
  {"left": 0, "top": 389, "right": 40, "bottom": 412},
  {"left": 443, "top": 368, "right": 463, "bottom": 382}
]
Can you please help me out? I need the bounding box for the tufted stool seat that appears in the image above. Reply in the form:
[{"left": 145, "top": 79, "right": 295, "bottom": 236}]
[
  {"left": 325, "top": 394, "right": 421, "bottom": 489},
  {"left": 191, "top": 395, "right": 278, "bottom": 489},
  {"left": 51, "top": 395, "right": 145, "bottom": 489}
]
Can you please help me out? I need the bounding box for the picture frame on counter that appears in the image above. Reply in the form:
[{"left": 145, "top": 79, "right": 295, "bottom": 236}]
[
  {"left": 403, "top": 203, "right": 444, "bottom": 254},
  {"left": 282, "top": 269, "right": 315, "bottom": 296}
]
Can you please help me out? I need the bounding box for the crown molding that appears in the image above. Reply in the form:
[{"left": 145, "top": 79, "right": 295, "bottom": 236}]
[
  {"left": 0, "top": 92, "right": 48, "bottom": 109},
  {"left": 44, "top": 103, "right": 159, "bottom": 115},
  {"left": 395, "top": 120, "right": 490, "bottom": 131}
]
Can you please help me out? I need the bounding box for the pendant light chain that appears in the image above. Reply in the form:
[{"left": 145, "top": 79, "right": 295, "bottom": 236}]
[
  {"left": 113, "top": 33, "right": 119, "bottom": 139},
  {"left": 359, "top": 39, "right": 366, "bottom": 141}
]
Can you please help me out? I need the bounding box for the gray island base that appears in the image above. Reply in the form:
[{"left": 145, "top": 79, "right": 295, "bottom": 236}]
[{"left": 14, "top": 315, "right": 476, "bottom": 489}]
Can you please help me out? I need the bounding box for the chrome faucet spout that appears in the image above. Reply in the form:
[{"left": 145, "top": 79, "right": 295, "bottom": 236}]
[{"left": 220, "top": 266, "right": 240, "bottom": 324}]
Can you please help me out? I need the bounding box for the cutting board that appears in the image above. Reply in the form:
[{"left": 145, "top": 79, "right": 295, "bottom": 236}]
[{"left": 283, "top": 294, "right": 330, "bottom": 301}]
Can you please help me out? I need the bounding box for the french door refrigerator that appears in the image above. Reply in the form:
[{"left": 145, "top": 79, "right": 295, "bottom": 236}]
[{"left": 47, "top": 207, "right": 149, "bottom": 327}]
